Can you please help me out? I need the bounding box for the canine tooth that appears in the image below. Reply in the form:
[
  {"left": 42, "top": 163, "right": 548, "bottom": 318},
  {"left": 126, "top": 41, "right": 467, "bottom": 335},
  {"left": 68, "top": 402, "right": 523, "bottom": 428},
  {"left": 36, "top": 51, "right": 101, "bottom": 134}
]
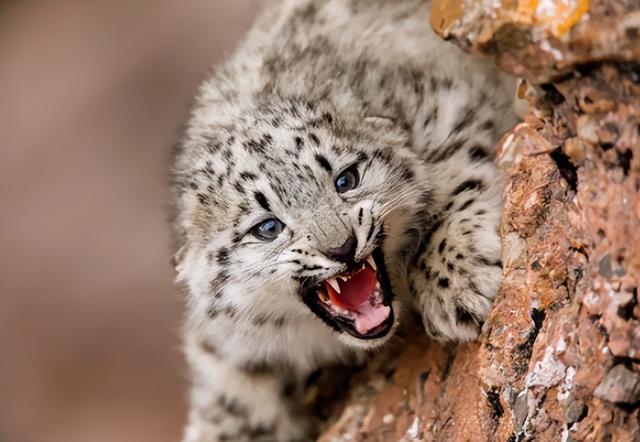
[
  {"left": 338, "top": 275, "right": 349, "bottom": 282},
  {"left": 327, "top": 277, "right": 341, "bottom": 293},
  {"left": 367, "top": 255, "right": 377, "bottom": 271}
]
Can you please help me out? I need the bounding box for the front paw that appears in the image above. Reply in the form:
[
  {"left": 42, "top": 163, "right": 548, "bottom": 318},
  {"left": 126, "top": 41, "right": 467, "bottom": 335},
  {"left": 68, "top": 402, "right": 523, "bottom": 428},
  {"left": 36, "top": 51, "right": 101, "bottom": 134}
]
[{"left": 409, "top": 216, "right": 502, "bottom": 341}]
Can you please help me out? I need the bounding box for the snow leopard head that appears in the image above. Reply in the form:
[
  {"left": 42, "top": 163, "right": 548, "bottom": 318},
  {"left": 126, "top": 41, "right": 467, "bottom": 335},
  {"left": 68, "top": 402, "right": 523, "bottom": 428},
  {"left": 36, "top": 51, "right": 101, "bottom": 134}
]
[{"left": 172, "top": 98, "right": 430, "bottom": 349}]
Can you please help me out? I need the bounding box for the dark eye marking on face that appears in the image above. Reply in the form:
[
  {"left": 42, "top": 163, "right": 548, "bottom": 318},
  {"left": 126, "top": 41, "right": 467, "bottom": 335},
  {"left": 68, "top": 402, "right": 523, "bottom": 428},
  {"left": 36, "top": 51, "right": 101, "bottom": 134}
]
[
  {"left": 254, "top": 191, "right": 271, "bottom": 211},
  {"left": 314, "top": 154, "right": 332, "bottom": 174}
]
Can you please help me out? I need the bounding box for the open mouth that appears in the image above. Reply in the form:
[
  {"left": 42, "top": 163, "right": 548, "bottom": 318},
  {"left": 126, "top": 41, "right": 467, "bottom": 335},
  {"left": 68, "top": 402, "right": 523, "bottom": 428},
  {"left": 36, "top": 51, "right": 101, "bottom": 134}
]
[{"left": 302, "top": 248, "right": 394, "bottom": 340}]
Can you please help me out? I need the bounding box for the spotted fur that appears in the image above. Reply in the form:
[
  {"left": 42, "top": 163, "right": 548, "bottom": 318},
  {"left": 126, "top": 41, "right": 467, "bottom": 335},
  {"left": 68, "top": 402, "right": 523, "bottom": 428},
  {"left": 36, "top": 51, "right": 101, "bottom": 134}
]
[{"left": 171, "top": 0, "right": 515, "bottom": 440}]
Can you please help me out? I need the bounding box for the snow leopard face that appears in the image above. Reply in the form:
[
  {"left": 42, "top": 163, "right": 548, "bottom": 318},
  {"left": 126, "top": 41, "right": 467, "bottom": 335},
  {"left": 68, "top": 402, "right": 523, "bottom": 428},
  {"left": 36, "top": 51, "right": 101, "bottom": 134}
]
[{"left": 173, "top": 99, "right": 430, "bottom": 348}]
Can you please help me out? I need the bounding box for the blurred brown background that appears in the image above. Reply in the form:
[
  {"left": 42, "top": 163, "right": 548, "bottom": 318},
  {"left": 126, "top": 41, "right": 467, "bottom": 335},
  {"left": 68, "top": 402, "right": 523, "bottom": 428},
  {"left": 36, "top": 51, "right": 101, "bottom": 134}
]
[{"left": 0, "top": 1, "right": 258, "bottom": 441}]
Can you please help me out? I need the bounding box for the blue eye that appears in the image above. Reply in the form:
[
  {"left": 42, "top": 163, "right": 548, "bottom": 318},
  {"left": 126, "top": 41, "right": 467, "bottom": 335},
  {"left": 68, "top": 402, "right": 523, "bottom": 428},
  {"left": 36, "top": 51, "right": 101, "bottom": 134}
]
[
  {"left": 251, "top": 218, "right": 284, "bottom": 241},
  {"left": 335, "top": 166, "right": 360, "bottom": 193}
]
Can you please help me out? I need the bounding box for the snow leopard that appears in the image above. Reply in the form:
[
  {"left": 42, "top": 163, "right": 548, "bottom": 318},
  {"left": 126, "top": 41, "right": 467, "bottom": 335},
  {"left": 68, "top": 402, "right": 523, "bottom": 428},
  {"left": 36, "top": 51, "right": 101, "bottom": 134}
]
[{"left": 171, "top": 0, "right": 516, "bottom": 440}]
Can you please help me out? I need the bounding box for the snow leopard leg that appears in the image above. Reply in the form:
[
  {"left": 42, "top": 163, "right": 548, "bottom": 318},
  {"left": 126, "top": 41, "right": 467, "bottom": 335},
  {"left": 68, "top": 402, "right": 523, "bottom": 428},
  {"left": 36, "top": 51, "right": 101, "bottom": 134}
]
[
  {"left": 407, "top": 91, "right": 510, "bottom": 341},
  {"left": 182, "top": 336, "right": 313, "bottom": 442}
]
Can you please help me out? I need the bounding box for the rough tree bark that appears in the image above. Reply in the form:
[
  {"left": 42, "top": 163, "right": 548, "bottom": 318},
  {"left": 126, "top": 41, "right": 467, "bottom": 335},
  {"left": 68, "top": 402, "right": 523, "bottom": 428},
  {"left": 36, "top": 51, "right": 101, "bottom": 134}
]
[{"left": 318, "top": 1, "right": 640, "bottom": 440}]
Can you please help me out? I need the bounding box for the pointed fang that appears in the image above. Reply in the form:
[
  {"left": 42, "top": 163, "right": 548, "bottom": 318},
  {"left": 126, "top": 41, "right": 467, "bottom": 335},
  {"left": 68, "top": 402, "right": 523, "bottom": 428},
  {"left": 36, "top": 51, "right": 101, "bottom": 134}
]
[
  {"left": 367, "top": 255, "right": 377, "bottom": 271},
  {"left": 327, "top": 277, "right": 341, "bottom": 293}
]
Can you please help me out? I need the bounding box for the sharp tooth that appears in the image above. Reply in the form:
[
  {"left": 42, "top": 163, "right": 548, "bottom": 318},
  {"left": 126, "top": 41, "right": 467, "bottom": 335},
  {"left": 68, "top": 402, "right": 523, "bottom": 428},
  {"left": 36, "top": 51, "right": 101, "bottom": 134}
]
[
  {"left": 338, "top": 275, "right": 349, "bottom": 282},
  {"left": 367, "top": 255, "right": 377, "bottom": 271},
  {"left": 327, "top": 277, "right": 341, "bottom": 293}
]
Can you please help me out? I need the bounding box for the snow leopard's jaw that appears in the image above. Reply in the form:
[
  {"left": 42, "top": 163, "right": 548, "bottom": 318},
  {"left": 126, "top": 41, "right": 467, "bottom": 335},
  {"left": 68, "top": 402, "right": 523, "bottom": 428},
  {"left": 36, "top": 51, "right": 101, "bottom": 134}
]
[
  {"left": 173, "top": 100, "right": 430, "bottom": 357},
  {"left": 300, "top": 242, "right": 395, "bottom": 342}
]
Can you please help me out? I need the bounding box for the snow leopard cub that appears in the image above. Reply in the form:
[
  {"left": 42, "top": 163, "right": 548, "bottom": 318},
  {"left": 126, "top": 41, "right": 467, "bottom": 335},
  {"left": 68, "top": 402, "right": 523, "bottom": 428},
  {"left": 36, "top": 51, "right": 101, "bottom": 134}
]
[{"left": 171, "top": 0, "right": 515, "bottom": 440}]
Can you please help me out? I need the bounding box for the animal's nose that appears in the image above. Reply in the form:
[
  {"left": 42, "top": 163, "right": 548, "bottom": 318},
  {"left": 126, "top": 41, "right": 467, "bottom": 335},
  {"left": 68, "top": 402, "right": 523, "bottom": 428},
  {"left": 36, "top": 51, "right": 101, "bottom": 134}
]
[{"left": 325, "top": 235, "right": 358, "bottom": 267}]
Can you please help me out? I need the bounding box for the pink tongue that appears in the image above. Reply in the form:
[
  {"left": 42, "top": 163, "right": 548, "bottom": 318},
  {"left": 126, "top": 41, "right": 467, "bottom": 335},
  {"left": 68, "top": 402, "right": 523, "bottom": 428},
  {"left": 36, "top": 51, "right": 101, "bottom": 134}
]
[
  {"left": 324, "top": 264, "right": 390, "bottom": 334},
  {"left": 332, "top": 265, "right": 377, "bottom": 309},
  {"left": 354, "top": 303, "right": 391, "bottom": 335}
]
